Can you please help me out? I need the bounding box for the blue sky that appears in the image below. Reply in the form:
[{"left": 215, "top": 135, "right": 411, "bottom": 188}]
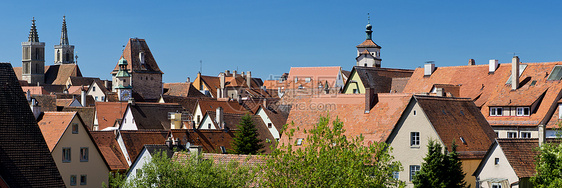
[{"left": 1, "top": 1, "right": 561, "bottom": 83}]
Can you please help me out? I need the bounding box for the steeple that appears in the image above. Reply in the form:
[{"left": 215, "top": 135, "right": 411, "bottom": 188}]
[
  {"left": 366, "top": 14, "right": 373, "bottom": 40},
  {"left": 28, "top": 17, "right": 39, "bottom": 42},
  {"left": 356, "top": 13, "right": 381, "bottom": 68},
  {"left": 60, "top": 16, "right": 69, "bottom": 45}
]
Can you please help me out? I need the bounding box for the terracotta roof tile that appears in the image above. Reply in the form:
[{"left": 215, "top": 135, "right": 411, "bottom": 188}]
[
  {"left": 90, "top": 131, "right": 129, "bottom": 171},
  {"left": 95, "top": 102, "right": 128, "bottom": 131},
  {"left": 198, "top": 99, "right": 249, "bottom": 115},
  {"left": 119, "top": 130, "right": 168, "bottom": 163},
  {"left": 111, "top": 38, "right": 163, "bottom": 74},
  {"left": 356, "top": 39, "right": 381, "bottom": 48},
  {"left": 62, "top": 106, "right": 95, "bottom": 130},
  {"left": 44, "top": 64, "right": 82, "bottom": 85},
  {"left": 160, "top": 95, "right": 205, "bottom": 114},
  {"left": 0, "top": 63, "right": 65, "bottom": 187},
  {"left": 344, "top": 66, "right": 413, "bottom": 94},
  {"left": 67, "top": 76, "right": 100, "bottom": 86},
  {"left": 497, "top": 139, "right": 539, "bottom": 178},
  {"left": 37, "top": 111, "right": 76, "bottom": 151},
  {"left": 163, "top": 82, "right": 208, "bottom": 98},
  {"left": 32, "top": 94, "right": 57, "bottom": 111},
  {"left": 288, "top": 67, "right": 342, "bottom": 88},
  {"left": 128, "top": 102, "right": 185, "bottom": 130},
  {"left": 21, "top": 86, "right": 49, "bottom": 95},
  {"left": 169, "top": 129, "right": 237, "bottom": 153},
  {"left": 56, "top": 98, "right": 74, "bottom": 107}
]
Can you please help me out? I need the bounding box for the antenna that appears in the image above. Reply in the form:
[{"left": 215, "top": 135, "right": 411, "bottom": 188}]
[
  {"left": 199, "top": 60, "right": 202, "bottom": 73},
  {"left": 367, "top": 13, "right": 370, "bottom": 24}
]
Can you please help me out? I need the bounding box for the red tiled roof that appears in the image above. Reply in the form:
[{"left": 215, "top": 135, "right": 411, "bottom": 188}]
[
  {"left": 497, "top": 139, "right": 538, "bottom": 178},
  {"left": 414, "top": 96, "right": 496, "bottom": 159},
  {"left": 281, "top": 93, "right": 412, "bottom": 147},
  {"left": 119, "top": 130, "right": 168, "bottom": 163},
  {"left": 174, "top": 152, "right": 266, "bottom": 167},
  {"left": 198, "top": 99, "right": 249, "bottom": 115},
  {"left": 95, "top": 102, "right": 128, "bottom": 131},
  {"left": 169, "top": 129, "right": 236, "bottom": 154},
  {"left": 21, "top": 86, "right": 49, "bottom": 95},
  {"left": 356, "top": 39, "right": 381, "bottom": 48},
  {"left": 37, "top": 111, "right": 76, "bottom": 151},
  {"left": 44, "top": 64, "right": 82, "bottom": 85},
  {"left": 163, "top": 82, "right": 208, "bottom": 98},
  {"left": 56, "top": 98, "right": 74, "bottom": 107},
  {"left": 90, "top": 131, "right": 129, "bottom": 171},
  {"left": 111, "top": 38, "right": 163, "bottom": 74}
]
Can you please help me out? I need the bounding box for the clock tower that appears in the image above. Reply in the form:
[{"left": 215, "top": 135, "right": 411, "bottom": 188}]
[{"left": 115, "top": 57, "right": 132, "bottom": 101}]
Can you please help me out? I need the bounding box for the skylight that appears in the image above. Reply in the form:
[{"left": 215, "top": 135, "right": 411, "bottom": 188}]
[
  {"left": 547, "top": 65, "right": 562, "bottom": 81},
  {"left": 505, "top": 64, "right": 527, "bottom": 85}
]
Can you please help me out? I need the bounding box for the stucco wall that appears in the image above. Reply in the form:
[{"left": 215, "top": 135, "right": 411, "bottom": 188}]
[
  {"left": 342, "top": 71, "right": 365, "bottom": 94},
  {"left": 120, "top": 107, "right": 137, "bottom": 130},
  {"left": 256, "top": 107, "right": 280, "bottom": 140},
  {"left": 52, "top": 116, "right": 109, "bottom": 187},
  {"left": 125, "top": 149, "right": 152, "bottom": 184},
  {"left": 475, "top": 143, "right": 519, "bottom": 188}
]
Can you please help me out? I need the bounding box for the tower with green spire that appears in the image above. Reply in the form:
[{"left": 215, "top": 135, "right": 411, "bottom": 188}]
[
  {"left": 115, "top": 57, "right": 132, "bottom": 101},
  {"left": 356, "top": 14, "right": 382, "bottom": 68},
  {"left": 54, "top": 16, "right": 75, "bottom": 65},
  {"left": 22, "top": 17, "right": 45, "bottom": 85}
]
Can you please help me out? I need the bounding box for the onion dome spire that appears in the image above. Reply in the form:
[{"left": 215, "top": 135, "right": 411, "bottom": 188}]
[
  {"left": 365, "top": 13, "right": 373, "bottom": 40},
  {"left": 28, "top": 17, "right": 39, "bottom": 42},
  {"left": 60, "top": 16, "right": 69, "bottom": 45}
]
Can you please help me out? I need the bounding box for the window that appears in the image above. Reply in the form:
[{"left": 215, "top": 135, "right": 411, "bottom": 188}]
[
  {"left": 80, "top": 175, "right": 87, "bottom": 185},
  {"left": 490, "top": 107, "right": 503, "bottom": 116},
  {"left": 93, "top": 86, "right": 96, "bottom": 91},
  {"left": 507, "top": 132, "right": 517, "bottom": 138},
  {"left": 72, "top": 123, "right": 78, "bottom": 134},
  {"left": 197, "top": 115, "right": 201, "bottom": 124},
  {"left": 495, "top": 158, "right": 500, "bottom": 165},
  {"left": 70, "top": 175, "right": 77, "bottom": 186},
  {"left": 63, "top": 148, "right": 71, "bottom": 162},
  {"left": 517, "top": 107, "right": 530, "bottom": 116},
  {"left": 547, "top": 65, "right": 562, "bottom": 80},
  {"left": 521, "top": 132, "right": 531, "bottom": 138},
  {"left": 268, "top": 123, "right": 272, "bottom": 128},
  {"left": 305, "top": 78, "right": 311, "bottom": 83},
  {"left": 353, "top": 89, "right": 358, "bottom": 94},
  {"left": 413, "top": 110, "right": 417, "bottom": 116},
  {"left": 492, "top": 182, "right": 502, "bottom": 188},
  {"left": 495, "top": 131, "right": 499, "bottom": 137},
  {"left": 102, "top": 96, "right": 105, "bottom": 101},
  {"left": 392, "top": 171, "right": 399, "bottom": 179},
  {"left": 296, "top": 138, "right": 304, "bottom": 146},
  {"left": 80, "top": 147, "right": 89, "bottom": 162},
  {"left": 410, "top": 132, "right": 420, "bottom": 147},
  {"left": 95, "top": 96, "right": 98, "bottom": 101},
  {"left": 409, "top": 165, "right": 420, "bottom": 181},
  {"left": 208, "top": 123, "right": 211, "bottom": 129}
]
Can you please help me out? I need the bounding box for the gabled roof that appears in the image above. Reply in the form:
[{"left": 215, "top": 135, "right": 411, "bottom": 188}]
[
  {"left": 497, "top": 139, "right": 538, "bottom": 178},
  {"left": 168, "top": 129, "right": 236, "bottom": 154},
  {"left": 111, "top": 38, "right": 163, "bottom": 74},
  {"left": 258, "top": 105, "right": 289, "bottom": 132},
  {"left": 197, "top": 99, "right": 249, "bottom": 115},
  {"left": 281, "top": 93, "right": 412, "bottom": 147},
  {"left": 0, "top": 63, "right": 65, "bottom": 187},
  {"left": 37, "top": 111, "right": 76, "bottom": 151},
  {"left": 32, "top": 94, "right": 57, "bottom": 111},
  {"left": 127, "top": 102, "right": 185, "bottom": 130},
  {"left": 62, "top": 106, "right": 95, "bottom": 130},
  {"left": 56, "top": 98, "right": 75, "bottom": 107},
  {"left": 343, "top": 66, "right": 413, "bottom": 93},
  {"left": 95, "top": 102, "right": 128, "bottom": 131},
  {"left": 159, "top": 95, "right": 202, "bottom": 114},
  {"left": 356, "top": 39, "right": 381, "bottom": 48},
  {"left": 163, "top": 82, "right": 208, "bottom": 98},
  {"left": 90, "top": 131, "right": 129, "bottom": 171},
  {"left": 288, "top": 66, "right": 341, "bottom": 80},
  {"left": 119, "top": 130, "right": 168, "bottom": 163},
  {"left": 67, "top": 76, "right": 100, "bottom": 86},
  {"left": 44, "top": 64, "right": 82, "bottom": 85},
  {"left": 414, "top": 95, "right": 497, "bottom": 159},
  {"left": 89, "top": 80, "right": 110, "bottom": 94},
  {"left": 21, "top": 86, "right": 49, "bottom": 95}
]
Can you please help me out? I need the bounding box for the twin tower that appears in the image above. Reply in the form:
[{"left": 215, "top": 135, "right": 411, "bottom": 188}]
[{"left": 22, "top": 17, "right": 75, "bottom": 85}]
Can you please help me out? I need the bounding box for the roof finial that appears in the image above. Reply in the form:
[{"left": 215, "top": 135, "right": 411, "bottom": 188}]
[
  {"left": 365, "top": 13, "right": 373, "bottom": 40},
  {"left": 28, "top": 17, "right": 39, "bottom": 42}
]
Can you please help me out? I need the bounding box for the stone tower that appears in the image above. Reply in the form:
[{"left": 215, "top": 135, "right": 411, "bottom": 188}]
[
  {"left": 356, "top": 18, "right": 382, "bottom": 67},
  {"left": 22, "top": 17, "right": 45, "bottom": 85},
  {"left": 54, "top": 16, "right": 75, "bottom": 65}
]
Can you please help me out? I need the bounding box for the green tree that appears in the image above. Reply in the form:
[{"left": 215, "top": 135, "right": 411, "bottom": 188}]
[
  {"left": 531, "top": 143, "right": 562, "bottom": 187},
  {"left": 413, "top": 140, "right": 467, "bottom": 188},
  {"left": 125, "top": 152, "right": 257, "bottom": 187},
  {"left": 261, "top": 114, "right": 404, "bottom": 187},
  {"left": 231, "top": 113, "right": 264, "bottom": 154}
]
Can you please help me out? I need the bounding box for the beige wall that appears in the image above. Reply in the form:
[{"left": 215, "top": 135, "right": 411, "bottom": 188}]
[
  {"left": 87, "top": 82, "right": 106, "bottom": 102},
  {"left": 52, "top": 116, "right": 109, "bottom": 187},
  {"left": 475, "top": 143, "right": 519, "bottom": 188},
  {"left": 342, "top": 70, "right": 365, "bottom": 94}
]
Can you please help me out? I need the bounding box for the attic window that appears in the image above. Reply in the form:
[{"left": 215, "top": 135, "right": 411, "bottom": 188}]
[
  {"left": 268, "top": 123, "right": 272, "bottom": 128},
  {"left": 72, "top": 123, "right": 79, "bottom": 134},
  {"left": 547, "top": 65, "right": 562, "bottom": 80},
  {"left": 494, "top": 158, "right": 499, "bottom": 165},
  {"left": 516, "top": 107, "right": 530, "bottom": 116},
  {"left": 220, "top": 146, "right": 226, "bottom": 154},
  {"left": 459, "top": 137, "right": 466, "bottom": 144}
]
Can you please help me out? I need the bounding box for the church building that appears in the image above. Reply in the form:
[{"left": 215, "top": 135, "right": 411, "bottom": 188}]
[{"left": 356, "top": 19, "right": 382, "bottom": 67}]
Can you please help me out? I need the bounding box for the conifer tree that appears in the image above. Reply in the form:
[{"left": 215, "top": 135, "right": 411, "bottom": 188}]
[
  {"left": 413, "top": 140, "right": 467, "bottom": 188},
  {"left": 231, "top": 114, "right": 264, "bottom": 154}
]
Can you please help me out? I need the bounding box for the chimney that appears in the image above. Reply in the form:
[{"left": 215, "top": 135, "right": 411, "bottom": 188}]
[
  {"left": 468, "top": 59, "right": 475, "bottom": 66},
  {"left": 26, "top": 89, "right": 31, "bottom": 101},
  {"left": 246, "top": 71, "right": 252, "bottom": 88},
  {"left": 165, "top": 137, "right": 173, "bottom": 149},
  {"left": 225, "top": 70, "right": 231, "bottom": 76},
  {"left": 489, "top": 59, "right": 499, "bottom": 73},
  {"left": 81, "top": 89, "right": 86, "bottom": 107},
  {"left": 197, "top": 72, "right": 202, "bottom": 89},
  {"left": 538, "top": 124, "right": 545, "bottom": 146},
  {"left": 263, "top": 98, "right": 267, "bottom": 109},
  {"left": 436, "top": 87, "right": 444, "bottom": 97},
  {"left": 364, "top": 88, "right": 377, "bottom": 113},
  {"left": 216, "top": 107, "right": 223, "bottom": 129},
  {"left": 237, "top": 95, "right": 242, "bottom": 105},
  {"left": 30, "top": 98, "right": 41, "bottom": 120},
  {"left": 512, "top": 56, "right": 520, "bottom": 90},
  {"left": 233, "top": 70, "right": 238, "bottom": 78},
  {"left": 424, "top": 62, "right": 435, "bottom": 76},
  {"left": 189, "top": 145, "right": 202, "bottom": 156},
  {"left": 186, "top": 77, "right": 190, "bottom": 83}
]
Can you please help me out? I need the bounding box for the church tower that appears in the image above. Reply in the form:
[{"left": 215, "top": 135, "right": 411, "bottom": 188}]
[
  {"left": 356, "top": 16, "right": 382, "bottom": 67},
  {"left": 22, "top": 17, "right": 45, "bottom": 85},
  {"left": 54, "top": 16, "right": 75, "bottom": 65}
]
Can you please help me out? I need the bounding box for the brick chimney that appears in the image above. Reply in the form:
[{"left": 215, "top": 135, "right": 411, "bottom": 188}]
[
  {"left": 468, "top": 59, "right": 475, "bottom": 66},
  {"left": 489, "top": 59, "right": 498, "bottom": 73},
  {"left": 246, "top": 71, "right": 252, "bottom": 88},
  {"left": 219, "top": 73, "right": 225, "bottom": 98},
  {"left": 364, "top": 88, "right": 377, "bottom": 113},
  {"left": 81, "top": 89, "right": 86, "bottom": 107},
  {"left": 424, "top": 62, "right": 435, "bottom": 76},
  {"left": 512, "top": 56, "right": 520, "bottom": 90},
  {"left": 538, "top": 124, "right": 545, "bottom": 146}
]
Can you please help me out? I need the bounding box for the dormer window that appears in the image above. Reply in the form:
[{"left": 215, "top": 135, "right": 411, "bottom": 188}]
[
  {"left": 516, "top": 107, "right": 530, "bottom": 116},
  {"left": 490, "top": 107, "right": 503, "bottom": 116},
  {"left": 139, "top": 52, "right": 145, "bottom": 65}
]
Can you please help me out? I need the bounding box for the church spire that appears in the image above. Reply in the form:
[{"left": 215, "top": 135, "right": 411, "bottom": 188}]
[
  {"left": 60, "top": 16, "right": 69, "bottom": 45},
  {"left": 28, "top": 17, "right": 39, "bottom": 42},
  {"left": 365, "top": 13, "right": 373, "bottom": 40}
]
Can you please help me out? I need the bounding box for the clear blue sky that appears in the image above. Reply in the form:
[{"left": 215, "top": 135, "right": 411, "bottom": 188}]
[{"left": 1, "top": 1, "right": 561, "bottom": 83}]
